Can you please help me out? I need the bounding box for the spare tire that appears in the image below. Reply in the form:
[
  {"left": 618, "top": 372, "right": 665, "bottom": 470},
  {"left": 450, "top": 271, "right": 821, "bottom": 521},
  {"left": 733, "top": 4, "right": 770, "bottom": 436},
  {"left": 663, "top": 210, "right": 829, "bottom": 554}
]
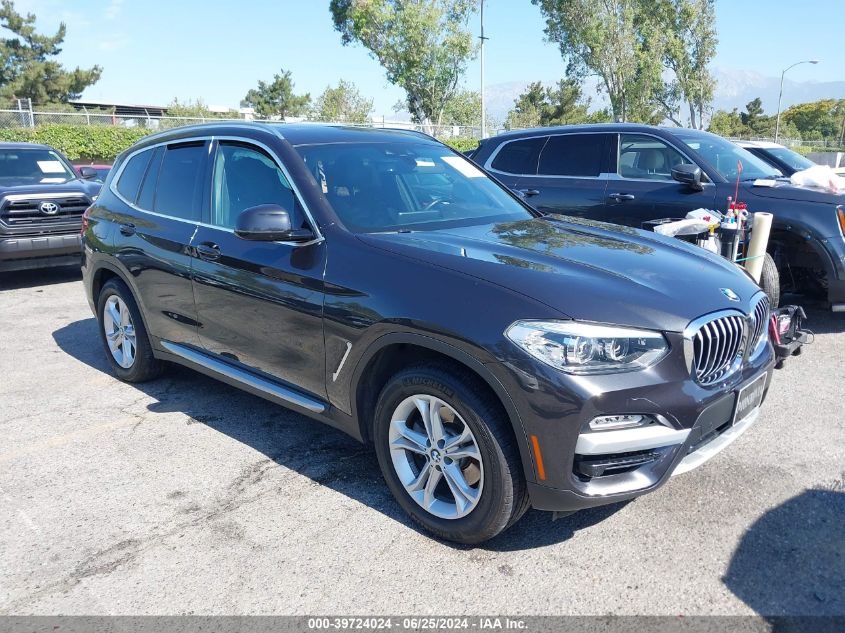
[{"left": 759, "top": 252, "right": 780, "bottom": 308}]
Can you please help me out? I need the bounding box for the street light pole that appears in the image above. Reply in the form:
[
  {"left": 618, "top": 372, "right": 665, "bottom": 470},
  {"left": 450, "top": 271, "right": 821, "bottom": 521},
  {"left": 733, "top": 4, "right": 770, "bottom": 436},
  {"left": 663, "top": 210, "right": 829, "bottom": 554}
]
[
  {"left": 480, "top": 0, "right": 488, "bottom": 139},
  {"left": 775, "top": 59, "right": 819, "bottom": 142}
]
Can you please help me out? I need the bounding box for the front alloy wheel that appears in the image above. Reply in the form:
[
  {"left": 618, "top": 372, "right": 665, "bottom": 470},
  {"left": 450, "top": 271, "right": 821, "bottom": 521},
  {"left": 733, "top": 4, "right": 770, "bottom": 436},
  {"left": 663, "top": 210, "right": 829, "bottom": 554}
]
[
  {"left": 374, "top": 365, "right": 528, "bottom": 544},
  {"left": 103, "top": 295, "right": 137, "bottom": 369},
  {"left": 389, "top": 395, "right": 483, "bottom": 519}
]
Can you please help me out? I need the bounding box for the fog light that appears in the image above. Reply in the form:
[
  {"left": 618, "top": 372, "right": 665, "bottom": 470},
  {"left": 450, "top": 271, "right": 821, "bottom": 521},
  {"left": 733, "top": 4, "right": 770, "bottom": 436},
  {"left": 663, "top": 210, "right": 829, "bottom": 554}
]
[{"left": 588, "top": 414, "right": 648, "bottom": 431}]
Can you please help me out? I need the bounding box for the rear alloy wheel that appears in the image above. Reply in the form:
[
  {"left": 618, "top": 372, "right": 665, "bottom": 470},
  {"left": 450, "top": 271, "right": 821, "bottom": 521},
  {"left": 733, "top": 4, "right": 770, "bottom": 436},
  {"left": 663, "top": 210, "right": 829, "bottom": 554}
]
[
  {"left": 374, "top": 365, "right": 528, "bottom": 544},
  {"left": 103, "top": 295, "right": 137, "bottom": 369},
  {"left": 97, "top": 278, "right": 163, "bottom": 383}
]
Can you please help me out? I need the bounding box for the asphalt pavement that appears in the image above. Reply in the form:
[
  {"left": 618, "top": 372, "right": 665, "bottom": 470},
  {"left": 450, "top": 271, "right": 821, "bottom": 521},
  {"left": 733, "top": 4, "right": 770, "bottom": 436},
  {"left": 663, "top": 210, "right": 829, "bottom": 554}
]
[{"left": 1, "top": 267, "right": 843, "bottom": 616}]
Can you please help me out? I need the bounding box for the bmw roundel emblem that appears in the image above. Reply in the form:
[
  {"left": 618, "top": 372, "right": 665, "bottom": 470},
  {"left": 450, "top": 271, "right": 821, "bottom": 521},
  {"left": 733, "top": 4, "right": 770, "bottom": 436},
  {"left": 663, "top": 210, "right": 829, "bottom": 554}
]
[
  {"left": 39, "top": 201, "right": 60, "bottom": 215},
  {"left": 720, "top": 287, "right": 740, "bottom": 302}
]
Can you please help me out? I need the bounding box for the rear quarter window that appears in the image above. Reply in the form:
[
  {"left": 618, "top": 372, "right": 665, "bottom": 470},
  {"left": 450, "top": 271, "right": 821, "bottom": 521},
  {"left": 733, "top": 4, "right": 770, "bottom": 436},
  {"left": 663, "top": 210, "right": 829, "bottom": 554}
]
[
  {"left": 490, "top": 137, "right": 545, "bottom": 175},
  {"left": 115, "top": 149, "right": 153, "bottom": 203}
]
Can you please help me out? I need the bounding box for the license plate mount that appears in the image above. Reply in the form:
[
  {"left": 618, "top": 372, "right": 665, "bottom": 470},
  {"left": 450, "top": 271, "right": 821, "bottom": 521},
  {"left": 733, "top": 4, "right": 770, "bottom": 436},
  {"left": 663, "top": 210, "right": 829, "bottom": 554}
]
[{"left": 733, "top": 372, "right": 768, "bottom": 425}]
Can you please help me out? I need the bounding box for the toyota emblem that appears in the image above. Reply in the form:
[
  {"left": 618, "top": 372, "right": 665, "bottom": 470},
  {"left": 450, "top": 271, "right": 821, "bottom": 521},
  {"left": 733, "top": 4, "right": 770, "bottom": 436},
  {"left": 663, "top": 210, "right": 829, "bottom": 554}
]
[{"left": 39, "top": 201, "right": 60, "bottom": 215}]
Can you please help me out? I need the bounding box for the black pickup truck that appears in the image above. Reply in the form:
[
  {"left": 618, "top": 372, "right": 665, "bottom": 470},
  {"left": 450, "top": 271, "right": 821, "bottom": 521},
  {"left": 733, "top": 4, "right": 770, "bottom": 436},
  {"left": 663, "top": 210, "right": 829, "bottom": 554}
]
[{"left": 0, "top": 142, "right": 101, "bottom": 272}]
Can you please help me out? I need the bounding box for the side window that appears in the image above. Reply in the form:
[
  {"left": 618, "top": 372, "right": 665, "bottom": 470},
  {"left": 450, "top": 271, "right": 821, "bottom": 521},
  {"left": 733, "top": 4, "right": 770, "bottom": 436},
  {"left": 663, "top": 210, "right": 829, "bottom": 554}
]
[
  {"left": 490, "top": 137, "right": 545, "bottom": 175},
  {"left": 537, "top": 134, "right": 608, "bottom": 177},
  {"left": 211, "top": 142, "right": 301, "bottom": 229},
  {"left": 153, "top": 142, "right": 207, "bottom": 220},
  {"left": 618, "top": 134, "right": 688, "bottom": 181},
  {"left": 115, "top": 149, "right": 153, "bottom": 203},
  {"left": 136, "top": 147, "right": 163, "bottom": 211}
]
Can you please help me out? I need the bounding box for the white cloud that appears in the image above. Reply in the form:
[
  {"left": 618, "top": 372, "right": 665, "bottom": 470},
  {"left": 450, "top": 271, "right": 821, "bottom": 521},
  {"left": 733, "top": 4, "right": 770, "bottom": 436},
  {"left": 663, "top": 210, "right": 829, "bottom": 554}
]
[
  {"left": 98, "top": 34, "right": 129, "bottom": 51},
  {"left": 105, "top": 0, "right": 124, "bottom": 20}
]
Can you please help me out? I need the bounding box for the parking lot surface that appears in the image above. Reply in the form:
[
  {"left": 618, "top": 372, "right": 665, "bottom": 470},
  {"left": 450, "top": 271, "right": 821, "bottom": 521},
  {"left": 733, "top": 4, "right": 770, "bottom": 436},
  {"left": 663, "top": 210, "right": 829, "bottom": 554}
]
[{"left": 1, "top": 268, "right": 843, "bottom": 616}]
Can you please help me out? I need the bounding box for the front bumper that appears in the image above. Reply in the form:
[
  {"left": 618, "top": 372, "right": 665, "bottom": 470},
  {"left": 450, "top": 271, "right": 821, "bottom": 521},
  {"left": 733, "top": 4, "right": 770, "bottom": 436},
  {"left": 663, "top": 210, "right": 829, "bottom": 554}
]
[
  {"left": 488, "top": 332, "right": 776, "bottom": 513},
  {"left": 0, "top": 232, "right": 82, "bottom": 272}
]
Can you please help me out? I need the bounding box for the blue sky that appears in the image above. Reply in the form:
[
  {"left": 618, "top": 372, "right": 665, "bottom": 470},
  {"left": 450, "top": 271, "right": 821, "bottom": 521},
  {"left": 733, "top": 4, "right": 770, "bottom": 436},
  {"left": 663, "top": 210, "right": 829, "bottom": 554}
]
[{"left": 10, "top": 0, "right": 844, "bottom": 116}]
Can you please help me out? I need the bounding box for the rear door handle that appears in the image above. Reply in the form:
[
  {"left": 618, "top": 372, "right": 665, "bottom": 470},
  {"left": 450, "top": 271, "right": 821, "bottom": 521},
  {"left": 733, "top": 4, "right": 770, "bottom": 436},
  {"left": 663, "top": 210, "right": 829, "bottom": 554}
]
[
  {"left": 195, "top": 242, "right": 221, "bottom": 261},
  {"left": 119, "top": 222, "right": 136, "bottom": 236},
  {"left": 608, "top": 193, "right": 636, "bottom": 201},
  {"left": 518, "top": 189, "right": 540, "bottom": 197}
]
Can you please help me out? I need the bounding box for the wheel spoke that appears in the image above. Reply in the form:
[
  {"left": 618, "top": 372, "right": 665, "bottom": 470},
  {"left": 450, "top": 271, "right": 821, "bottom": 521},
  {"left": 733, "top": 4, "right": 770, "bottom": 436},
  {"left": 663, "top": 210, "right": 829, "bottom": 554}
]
[
  {"left": 405, "top": 462, "right": 431, "bottom": 493},
  {"left": 107, "top": 302, "right": 120, "bottom": 326},
  {"left": 445, "top": 445, "right": 481, "bottom": 461},
  {"left": 390, "top": 421, "right": 429, "bottom": 455},
  {"left": 106, "top": 332, "right": 121, "bottom": 352},
  {"left": 119, "top": 300, "right": 131, "bottom": 326},
  {"left": 416, "top": 397, "right": 445, "bottom": 444},
  {"left": 423, "top": 466, "right": 442, "bottom": 510},
  {"left": 121, "top": 338, "right": 134, "bottom": 367},
  {"left": 442, "top": 462, "right": 477, "bottom": 514}
]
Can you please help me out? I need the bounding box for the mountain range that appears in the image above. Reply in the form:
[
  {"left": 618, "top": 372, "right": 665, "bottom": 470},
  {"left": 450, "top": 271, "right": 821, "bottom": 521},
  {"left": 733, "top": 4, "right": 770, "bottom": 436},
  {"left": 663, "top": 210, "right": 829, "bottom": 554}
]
[{"left": 481, "top": 68, "right": 845, "bottom": 126}]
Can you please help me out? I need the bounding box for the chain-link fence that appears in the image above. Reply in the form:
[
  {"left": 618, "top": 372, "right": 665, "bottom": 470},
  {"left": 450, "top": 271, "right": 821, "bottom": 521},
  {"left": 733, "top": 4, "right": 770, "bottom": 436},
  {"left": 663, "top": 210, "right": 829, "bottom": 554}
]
[
  {"left": 0, "top": 108, "right": 500, "bottom": 139},
  {"left": 726, "top": 135, "right": 845, "bottom": 150}
]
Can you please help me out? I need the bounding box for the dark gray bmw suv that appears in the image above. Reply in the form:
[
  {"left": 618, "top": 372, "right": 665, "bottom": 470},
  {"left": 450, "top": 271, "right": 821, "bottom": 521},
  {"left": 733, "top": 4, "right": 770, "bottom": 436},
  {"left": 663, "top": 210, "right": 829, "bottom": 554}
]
[{"left": 81, "top": 123, "right": 774, "bottom": 543}]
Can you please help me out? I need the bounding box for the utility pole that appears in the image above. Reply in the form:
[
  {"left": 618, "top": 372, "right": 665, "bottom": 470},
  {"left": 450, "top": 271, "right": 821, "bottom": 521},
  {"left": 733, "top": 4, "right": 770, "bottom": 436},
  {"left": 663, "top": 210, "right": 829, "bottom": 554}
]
[{"left": 479, "top": 0, "right": 488, "bottom": 139}]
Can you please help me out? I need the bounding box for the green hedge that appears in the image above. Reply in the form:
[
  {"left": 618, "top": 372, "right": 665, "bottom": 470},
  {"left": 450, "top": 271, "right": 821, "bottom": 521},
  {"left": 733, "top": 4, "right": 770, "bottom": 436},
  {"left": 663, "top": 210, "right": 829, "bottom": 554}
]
[
  {"left": 439, "top": 137, "right": 480, "bottom": 154},
  {"left": 0, "top": 124, "right": 485, "bottom": 162},
  {"left": 0, "top": 124, "right": 153, "bottom": 161}
]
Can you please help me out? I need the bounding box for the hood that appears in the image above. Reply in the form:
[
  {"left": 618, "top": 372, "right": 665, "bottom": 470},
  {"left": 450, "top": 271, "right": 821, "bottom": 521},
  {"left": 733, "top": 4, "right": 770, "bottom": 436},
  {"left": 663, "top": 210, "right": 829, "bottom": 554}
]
[
  {"left": 0, "top": 178, "right": 101, "bottom": 199},
  {"left": 742, "top": 180, "right": 845, "bottom": 205},
  {"left": 360, "top": 216, "right": 763, "bottom": 333}
]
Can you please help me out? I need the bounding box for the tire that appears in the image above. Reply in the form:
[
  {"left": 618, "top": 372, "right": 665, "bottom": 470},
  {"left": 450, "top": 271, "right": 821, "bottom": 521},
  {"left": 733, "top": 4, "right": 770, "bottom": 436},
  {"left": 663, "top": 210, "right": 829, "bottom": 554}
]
[
  {"left": 759, "top": 252, "right": 780, "bottom": 308},
  {"left": 373, "top": 364, "right": 528, "bottom": 544},
  {"left": 96, "top": 278, "right": 164, "bottom": 383}
]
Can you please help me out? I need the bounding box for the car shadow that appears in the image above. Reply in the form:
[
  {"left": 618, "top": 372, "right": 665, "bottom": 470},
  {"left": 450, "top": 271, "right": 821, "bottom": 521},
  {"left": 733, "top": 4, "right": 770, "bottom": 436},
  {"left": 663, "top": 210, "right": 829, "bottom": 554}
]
[
  {"left": 52, "top": 317, "right": 623, "bottom": 550},
  {"left": 723, "top": 488, "right": 845, "bottom": 623},
  {"left": 780, "top": 294, "right": 844, "bottom": 335},
  {"left": 0, "top": 265, "right": 81, "bottom": 290}
]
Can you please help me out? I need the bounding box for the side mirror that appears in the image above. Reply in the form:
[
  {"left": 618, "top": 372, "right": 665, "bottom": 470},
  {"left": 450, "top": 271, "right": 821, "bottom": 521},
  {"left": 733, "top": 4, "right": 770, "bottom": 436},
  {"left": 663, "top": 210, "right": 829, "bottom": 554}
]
[
  {"left": 79, "top": 166, "right": 98, "bottom": 180},
  {"left": 671, "top": 163, "right": 704, "bottom": 191},
  {"left": 234, "top": 204, "right": 314, "bottom": 242}
]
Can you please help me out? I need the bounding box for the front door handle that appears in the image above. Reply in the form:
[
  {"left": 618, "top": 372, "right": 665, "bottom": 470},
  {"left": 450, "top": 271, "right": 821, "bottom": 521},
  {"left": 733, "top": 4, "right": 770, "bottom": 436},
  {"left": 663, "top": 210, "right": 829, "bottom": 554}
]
[
  {"left": 119, "top": 222, "right": 136, "bottom": 236},
  {"left": 518, "top": 189, "right": 540, "bottom": 197},
  {"left": 608, "top": 193, "right": 636, "bottom": 201},
  {"left": 195, "top": 242, "right": 221, "bottom": 261}
]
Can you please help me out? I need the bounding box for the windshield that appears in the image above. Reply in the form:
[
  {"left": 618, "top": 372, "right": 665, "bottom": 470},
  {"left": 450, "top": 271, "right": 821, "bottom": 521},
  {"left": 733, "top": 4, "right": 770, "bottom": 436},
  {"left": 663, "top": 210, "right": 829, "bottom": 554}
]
[
  {"left": 675, "top": 133, "right": 782, "bottom": 182},
  {"left": 0, "top": 148, "right": 77, "bottom": 185},
  {"left": 766, "top": 147, "right": 815, "bottom": 172},
  {"left": 294, "top": 142, "right": 533, "bottom": 233}
]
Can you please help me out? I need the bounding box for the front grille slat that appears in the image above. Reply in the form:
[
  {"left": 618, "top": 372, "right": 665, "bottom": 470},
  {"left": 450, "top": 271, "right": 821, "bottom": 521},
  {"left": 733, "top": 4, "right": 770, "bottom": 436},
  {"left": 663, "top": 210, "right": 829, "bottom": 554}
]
[
  {"left": 690, "top": 296, "right": 769, "bottom": 386},
  {"left": 692, "top": 314, "right": 745, "bottom": 385},
  {"left": 0, "top": 195, "right": 90, "bottom": 229}
]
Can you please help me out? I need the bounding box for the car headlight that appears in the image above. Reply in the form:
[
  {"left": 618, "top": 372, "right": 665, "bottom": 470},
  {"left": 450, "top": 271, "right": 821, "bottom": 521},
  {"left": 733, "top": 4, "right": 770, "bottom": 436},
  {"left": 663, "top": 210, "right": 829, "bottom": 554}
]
[{"left": 505, "top": 320, "right": 669, "bottom": 374}]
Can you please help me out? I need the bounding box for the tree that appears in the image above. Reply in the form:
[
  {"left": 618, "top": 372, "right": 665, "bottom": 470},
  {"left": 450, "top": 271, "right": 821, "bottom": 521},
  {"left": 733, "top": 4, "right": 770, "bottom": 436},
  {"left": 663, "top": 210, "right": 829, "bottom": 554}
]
[
  {"left": 330, "top": 0, "right": 477, "bottom": 128},
  {"left": 532, "top": 0, "right": 664, "bottom": 122},
  {"left": 708, "top": 108, "right": 746, "bottom": 137},
  {"left": 440, "top": 90, "right": 496, "bottom": 129},
  {"left": 651, "top": 0, "right": 717, "bottom": 128},
  {"left": 0, "top": 0, "right": 101, "bottom": 104},
  {"left": 504, "top": 82, "right": 546, "bottom": 129},
  {"left": 782, "top": 99, "right": 845, "bottom": 141},
  {"left": 311, "top": 79, "right": 373, "bottom": 123},
  {"left": 504, "top": 79, "right": 610, "bottom": 129},
  {"left": 166, "top": 98, "right": 237, "bottom": 119},
  {"left": 241, "top": 69, "right": 310, "bottom": 119}
]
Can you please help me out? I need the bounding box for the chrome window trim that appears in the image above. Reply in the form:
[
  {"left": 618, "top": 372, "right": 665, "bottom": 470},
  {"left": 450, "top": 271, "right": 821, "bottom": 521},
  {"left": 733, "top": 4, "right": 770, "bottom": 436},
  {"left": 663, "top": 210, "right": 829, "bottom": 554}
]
[
  {"left": 108, "top": 134, "right": 324, "bottom": 247},
  {"left": 484, "top": 131, "right": 613, "bottom": 179}
]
